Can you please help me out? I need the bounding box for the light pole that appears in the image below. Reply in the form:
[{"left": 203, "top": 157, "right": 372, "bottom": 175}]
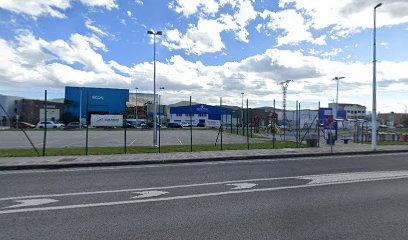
[
  {"left": 280, "top": 80, "right": 293, "bottom": 141},
  {"left": 147, "top": 30, "right": 162, "bottom": 147},
  {"left": 241, "top": 92, "right": 244, "bottom": 135},
  {"left": 372, "top": 3, "right": 382, "bottom": 151},
  {"left": 332, "top": 77, "right": 345, "bottom": 120}
]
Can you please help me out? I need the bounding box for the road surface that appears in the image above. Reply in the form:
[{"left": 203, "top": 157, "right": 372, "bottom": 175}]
[{"left": 1, "top": 152, "right": 408, "bottom": 239}]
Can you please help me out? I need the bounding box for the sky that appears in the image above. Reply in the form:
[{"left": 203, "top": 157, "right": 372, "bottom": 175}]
[{"left": 0, "top": 0, "right": 407, "bottom": 112}]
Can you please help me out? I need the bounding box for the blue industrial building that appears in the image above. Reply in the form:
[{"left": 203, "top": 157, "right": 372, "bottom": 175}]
[
  {"left": 169, "top": 104, "right": 233, "bottom": 127},
  {"left": 64, "top": 86, "right": 129, "bottom": 121}
]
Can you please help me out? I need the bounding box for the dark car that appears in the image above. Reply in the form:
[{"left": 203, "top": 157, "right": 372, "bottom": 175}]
[
  {"left": 64, "top": 122, "right": 81, "bottom": 130},
  {"left": 10, "top": 122, "right": 35, "bottom": 129},
  {"left": 167, "top": 122, "right": 183, "bottom": 128},
  {"left": 196, "top": 122, "right": 205, "bottom": 127},
  {"left": 144, "top": 122, "right": 161, "bottom": 128}
]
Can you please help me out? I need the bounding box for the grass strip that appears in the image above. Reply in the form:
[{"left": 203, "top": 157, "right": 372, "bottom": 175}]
[{"left": 0, "top": 141, "right": 303, "bottom": 158}]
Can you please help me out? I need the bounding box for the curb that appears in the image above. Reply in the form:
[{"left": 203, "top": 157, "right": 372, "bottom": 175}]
[{"left": 1, "top": 149, "right": 408, "bottom": 171}]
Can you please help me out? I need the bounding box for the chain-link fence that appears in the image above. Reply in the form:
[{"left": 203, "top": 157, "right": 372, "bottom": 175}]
[{"left": 1, "top": 90, "right": 408, "bottom": 157}]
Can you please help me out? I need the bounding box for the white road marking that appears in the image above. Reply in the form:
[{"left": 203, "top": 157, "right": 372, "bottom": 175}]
[
  {"left": 1, "top": 170, "right": 408, "bottom": 202},
  {"left": 128, "top": 138, "right": 138, "bottom": 146},
  {"left": 1, "top": 171, "right": 408, "bottom": 214},
  {"left": 1, "top": 152, "right": 407, "bottom": 175},
  {"left": 3, "top": 198, "right": 58, "bottom": 209},
  {"left": 177, "top": 138, "right": 183, "bottom": 145},
  {"left": 226, "top": 183, "right": 257, "bottom": 190},
  {"left": 131, "top": 191, "right": 168, "bottom": 199}
]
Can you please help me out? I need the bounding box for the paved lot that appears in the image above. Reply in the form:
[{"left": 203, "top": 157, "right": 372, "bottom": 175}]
[
  {"left": 2, "top": 153, "right": 408, "bottom": 239},
  {"left": 0, "top": 129, "right": 261, "bottom": 149}
]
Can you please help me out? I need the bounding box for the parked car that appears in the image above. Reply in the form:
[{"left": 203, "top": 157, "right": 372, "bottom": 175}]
[
  {"left": 144, "top": 122, "right": 161, "bottom": 128},
  {"left": 10, "top": 122, "right": 35, "bottom": 129},
  {"left": 196, "top": 122, "right": 205, "bottom": 127},
  {"left": 167, "top": 122, "right": 183, "bottom": 128},
  {"left": 64, "top": 122, "right": 81, "bottom": 130},
  {"left": 181, "top": 122, "right": 191, "bottom": 127},
  {"left": 36, "top": 121, "right": 65, "bottom": 128},
  {"left": 121, "top": 122, "right": 136, "bottom": 128}
]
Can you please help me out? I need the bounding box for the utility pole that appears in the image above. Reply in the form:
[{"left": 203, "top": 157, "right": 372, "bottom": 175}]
[
  {"left": 280, "top": 80, "right": 293, "bottom": 141},
  {"left": 241, "top": 92, "right": 244, "bottom": 136},
  {"left": 372, "top": 3, "right": 382, "bottom": 151},
  {"left": 332, "top": 77, "right": 345, "bottom": 120},
  {"left": 147, "top": 30, "right": 163, "bottom": 147}
]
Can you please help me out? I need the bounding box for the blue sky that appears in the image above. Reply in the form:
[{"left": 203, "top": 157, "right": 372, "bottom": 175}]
[{"left": 0, "top": 0, "right": 407, "bottom": 112}]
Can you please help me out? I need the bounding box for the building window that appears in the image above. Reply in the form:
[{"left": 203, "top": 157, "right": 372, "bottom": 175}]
[
  {"left": 198, "top": 114, "right": 206, "bottom": 117},
  {"left": 185, "top": 114, "right": 193, "bottom": 117},
  {"left": 176, "top": 114, "right": 182, "bottom": 117}
]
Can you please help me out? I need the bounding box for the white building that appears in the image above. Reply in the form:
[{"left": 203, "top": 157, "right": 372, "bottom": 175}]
[{"left": 328, "top": 103, "right": 366, "bottom": 120}]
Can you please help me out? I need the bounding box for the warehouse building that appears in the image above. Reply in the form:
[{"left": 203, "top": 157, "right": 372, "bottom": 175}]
[
  {"left": 64, "top": 86, "right": 129, "bottom": 123},
  {"left": 170, "top": 104, "right": 233, "bottom": 127}
]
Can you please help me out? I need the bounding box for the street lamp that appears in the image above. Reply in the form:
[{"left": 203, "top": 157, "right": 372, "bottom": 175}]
[
  {"left": 147, "top": 30, "right": 163, "bottom": 147},
  {"left": 332, "top": 76, "right": 345, "bottom": 120},
  {"left": 241, "top": 92, "right": 244, "bottom": 136},
  {"left": 372, "top": 3, "right": 382, "bottom": 151}
]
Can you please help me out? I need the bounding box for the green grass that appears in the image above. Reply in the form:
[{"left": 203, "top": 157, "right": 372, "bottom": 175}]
[{"left": 0, "top": 141, "right": 304, "bottom": 158}]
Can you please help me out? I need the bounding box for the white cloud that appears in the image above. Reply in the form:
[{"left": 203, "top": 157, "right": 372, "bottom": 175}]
[
  {"left": 85, "top": 19, "right": 109, "bottom": 37},
  {"left": 0, "top": 0, "right": 117, "bottom": 18},
  {"left": 162, "top": 19, "right": 226, "bottom": 55},
  {"left": 127, "top": 11, "right": 132, "bottom": 17},
  {"left": 1, "top": 31, "right": 407, "bottom": 111},
  {"left": 165, "top": 0, "right": 259, "bottom": 54},
  {"left": 261, "top": 9, "right": 326, "bottom": 46},
  {"left": 78, "top": 0, "right": 117, "bottom": 10},
  {"left": 134, "top": 0, "right": 143, "bottom": 5},
  {"left": 279, "top": 0, "right": 408, "bottom": 37},
  {"left": 0, "top": 0, "right": 71, "bottom": 18},
  {"left": 169, "top": 0, "right": 219, "bottom": 17},
  {"left": 321, "top": 48, "right": 343, "bottom": 57}
]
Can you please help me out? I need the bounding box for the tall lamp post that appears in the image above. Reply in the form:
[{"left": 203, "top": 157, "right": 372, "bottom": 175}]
[
  {"left": 332, "top": 77, "right": 345, "bottom": 120},
  {"left": 372, "top": 3, "right": 382, "bottom": 151},
  {"left": 147, "top": 30, "right": 162, "bottom": 147},
  {"left": 241, "top": 92, "right": 244, "bottom": 136}
]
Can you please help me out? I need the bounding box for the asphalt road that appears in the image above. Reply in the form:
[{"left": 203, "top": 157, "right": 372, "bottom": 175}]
[{"left": 1, "top": 153, "right": 408, "bottom": 239}]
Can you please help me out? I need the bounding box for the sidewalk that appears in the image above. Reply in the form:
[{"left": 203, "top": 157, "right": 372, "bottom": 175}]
[{"left": 1, "top": 142, "right": 408, "bottom": 170}]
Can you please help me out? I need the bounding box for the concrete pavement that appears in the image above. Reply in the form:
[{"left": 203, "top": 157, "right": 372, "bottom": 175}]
[{"left": 1, "top": 153, "right": 408, "bottom": 239}]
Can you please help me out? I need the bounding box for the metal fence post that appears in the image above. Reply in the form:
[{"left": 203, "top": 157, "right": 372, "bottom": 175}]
[
  {"left": 250, "top": 108, "right": 253, "bottom": 138},
  {"left": 299, "top": 102, "right": 301, "bottom": 146},
  {"left": 317, "top": 101, "right": 320, "bottom": 147},
  {"left": 85, "top": 92, "right": 89, "bottom": 155},
  {"left": 247, "top": 98, "right": 249, "bottom": 150},
  {"left": 190, "top": 96, "right": 193, "bottom": 152},
  {"left": 296, "top": 100, "right": 298, "bottom": 148},
  {"left": 230, "top": 112, "right": 233, "bottom": 134},
  {"left": 124, "top": 100, "right": 127, "bottom": 154},
  {"left": 42, "top": 90, "right": 47, "bottom": 156},
  {"left": 273, "top": 99, "right": 276, "bottom": 149}
]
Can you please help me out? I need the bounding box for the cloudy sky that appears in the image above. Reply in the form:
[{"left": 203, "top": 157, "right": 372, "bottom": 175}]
[{"left": 0, "top": 0, "right": 407, "bottom": 111}]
